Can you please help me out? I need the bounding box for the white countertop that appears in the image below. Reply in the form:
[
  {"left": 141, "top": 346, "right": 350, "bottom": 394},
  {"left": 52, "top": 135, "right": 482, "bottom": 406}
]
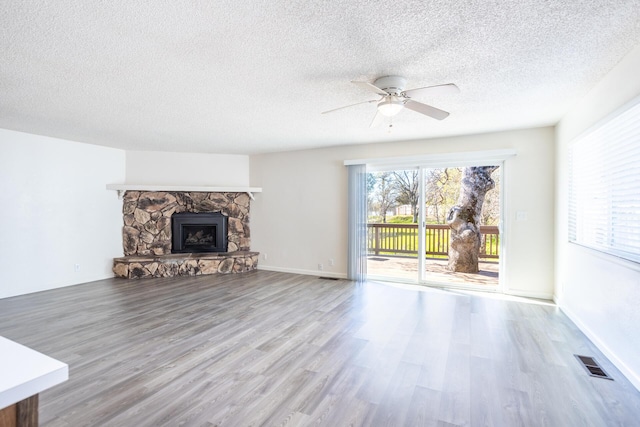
[{"left": 0, "top": 336, "right": 68, "bottom": 409}]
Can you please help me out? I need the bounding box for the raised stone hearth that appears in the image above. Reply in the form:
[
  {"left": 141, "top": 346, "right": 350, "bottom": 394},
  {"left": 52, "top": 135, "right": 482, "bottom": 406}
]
[
  {"left": 113, "top": 251, "right": 259, "bottom": 279},
  {"left": 113, "top": 190, "right": 258, "bottom": 279}
]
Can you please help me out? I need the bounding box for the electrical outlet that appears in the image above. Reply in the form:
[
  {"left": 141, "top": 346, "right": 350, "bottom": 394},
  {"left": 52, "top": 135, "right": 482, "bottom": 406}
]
[
  {"left": 263, "top": 253, "right": 268, "bottom": 260},
  {"left": 318, "top": 263, "right": 324, "bottom": 271},
  {"left": 74, "top": 264, "right": 81, "bottom": 272},
  {"left": 329, "top": 259, "right": 335, "bottom": 267}
]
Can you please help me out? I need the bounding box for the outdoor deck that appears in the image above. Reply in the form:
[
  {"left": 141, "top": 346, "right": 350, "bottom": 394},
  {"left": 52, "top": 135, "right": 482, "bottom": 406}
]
[
  {"left": 367, "top": 256, "right": 499, "bottom": 287},
  {"left": 367, "top": 223, "right": 500, "bottom": 287}
]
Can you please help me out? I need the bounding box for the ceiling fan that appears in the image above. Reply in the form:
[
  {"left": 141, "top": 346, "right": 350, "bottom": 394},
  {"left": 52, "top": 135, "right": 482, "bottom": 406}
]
[{"left": 322, "top": 75, "right": 459, "bottom": 127}]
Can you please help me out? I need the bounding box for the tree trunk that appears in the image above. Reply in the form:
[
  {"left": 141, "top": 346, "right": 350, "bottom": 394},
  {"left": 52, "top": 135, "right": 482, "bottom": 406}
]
[{"left": 446, "top": 166, "right": 498, "bottom": 273}]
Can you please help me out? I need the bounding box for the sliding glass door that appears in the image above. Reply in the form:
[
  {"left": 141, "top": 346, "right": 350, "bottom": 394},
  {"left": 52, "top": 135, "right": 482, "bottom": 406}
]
[
  {"left": 366, "top": 163, "right": 502, "bottom": 290},
  {"left": 367, "top": 168, "right": 420, "bottom": 281},
  {"left": 420, "top": 166, "right": 501, "bottom": 289}
]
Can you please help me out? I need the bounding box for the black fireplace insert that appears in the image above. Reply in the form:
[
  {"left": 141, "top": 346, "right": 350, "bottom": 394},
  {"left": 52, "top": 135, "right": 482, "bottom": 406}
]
[{"left": 171, "top": 212, "right": 228, "bottom": 253}]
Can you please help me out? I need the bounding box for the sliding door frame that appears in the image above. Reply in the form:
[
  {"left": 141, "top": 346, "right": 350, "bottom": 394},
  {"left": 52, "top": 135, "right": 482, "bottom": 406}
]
[{"left": 349, "top": 149, "right": 515, "bottom": 292}]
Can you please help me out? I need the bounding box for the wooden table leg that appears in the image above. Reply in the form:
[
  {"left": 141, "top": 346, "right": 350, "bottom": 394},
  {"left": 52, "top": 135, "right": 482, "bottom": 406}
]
[
  {"left": 0, "top": 395, "right": 38, "bottom": 427},
  {"left": 16, "top": 395, "right": 37, "bottom": 427},
  {"left": 0, "top": 403, "right": 17, "bottom": 427}
]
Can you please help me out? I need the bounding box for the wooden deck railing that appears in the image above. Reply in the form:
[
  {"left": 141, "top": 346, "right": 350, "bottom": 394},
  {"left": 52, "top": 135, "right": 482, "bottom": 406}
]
[{"left": 367, "top": 223, "right": 499, "bottom": 259}]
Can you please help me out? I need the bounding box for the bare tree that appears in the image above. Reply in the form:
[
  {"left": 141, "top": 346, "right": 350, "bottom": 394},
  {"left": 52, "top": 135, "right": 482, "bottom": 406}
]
[
  {"left": 425, "top": 169, "right": 444, "bottom": 222},
  {"left": 393, "top": 170, "right": 419, "bottom": 222},
  {"left": 374, "top": 172, "right": 397, "bottom": 223},
  {"left": 446, "top": 166, "right": 498, "bottom": 272},
  {"left": 425, "top": 168, "right": 461, "bottom": 223},
  {"left": 367, "top": 173, "right": 377, "bottom": 193},
  {"left": 366, "top": 173, "right": 377, "bottom": 208}
]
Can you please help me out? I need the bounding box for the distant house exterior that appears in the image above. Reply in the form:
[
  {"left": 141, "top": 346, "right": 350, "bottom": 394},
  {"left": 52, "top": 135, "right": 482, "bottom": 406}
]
[{"left": 395, "top": 205, "right": 412, "bottom": 216}]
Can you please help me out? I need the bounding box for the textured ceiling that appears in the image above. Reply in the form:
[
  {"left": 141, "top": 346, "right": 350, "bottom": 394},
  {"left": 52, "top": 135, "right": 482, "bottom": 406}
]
[{"left": 1, "top": 1, "right": 640, "bottom": 154}]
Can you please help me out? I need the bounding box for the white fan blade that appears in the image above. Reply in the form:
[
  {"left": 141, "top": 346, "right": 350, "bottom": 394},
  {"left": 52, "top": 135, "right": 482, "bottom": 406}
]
[
  {"left": 322, "top": 99, "right": 377, "bottom": 114},
  {"left": 369, "top": 111, "right": 385, "bottom": 128},
  {"left": 403, "top": 83, "right": 460, "bottom": 98},
  {"left": 351, "top": 80, "right": 388, "bottom": 96},
  {"left": 404, "top": 100, "right": 450, "bottom": 120}
]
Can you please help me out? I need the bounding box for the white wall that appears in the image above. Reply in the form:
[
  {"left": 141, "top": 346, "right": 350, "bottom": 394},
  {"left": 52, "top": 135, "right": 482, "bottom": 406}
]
[
  {"left": 0, "top": 129, "right": 125, "bottom": 299},
  {"left": 250, "top": 127, "right": 555, "bottom": 299},
  {"left": 556, "top": 44, "right": 640, "bottom": 389},
  {"left": 126, "top": 151, "right": 249, "bottom": 186}
]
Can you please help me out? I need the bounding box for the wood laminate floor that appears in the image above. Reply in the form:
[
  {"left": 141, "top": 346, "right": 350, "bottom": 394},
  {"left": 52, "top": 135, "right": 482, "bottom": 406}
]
[{"left": 1, "top": 271, "right": 639, "bottom": 426}]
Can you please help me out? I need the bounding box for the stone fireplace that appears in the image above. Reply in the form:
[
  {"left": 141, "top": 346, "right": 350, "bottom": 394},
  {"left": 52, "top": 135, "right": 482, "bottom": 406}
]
[{"left": 113, "top": 191, "right": 258, "bottom": 279}]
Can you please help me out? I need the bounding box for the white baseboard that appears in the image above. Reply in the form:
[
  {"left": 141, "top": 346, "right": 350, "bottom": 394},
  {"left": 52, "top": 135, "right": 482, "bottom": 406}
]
[
  {"left": 503, "top": 288, "right": 554, "bottom": 301},
  {"left": 256, "top": 267, "right": 554, "bottom": 300},
  {"left": 559, "top": 301, "right": 640, "bottom": 392},
  {"left": 257, "top": 265, "right": 347, "bottom": 280}
]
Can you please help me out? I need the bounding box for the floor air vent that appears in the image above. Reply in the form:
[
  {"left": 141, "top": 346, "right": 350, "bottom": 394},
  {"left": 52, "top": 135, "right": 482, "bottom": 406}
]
[{"left": 574, "top": 355, "right": 613, "bottom": 380}]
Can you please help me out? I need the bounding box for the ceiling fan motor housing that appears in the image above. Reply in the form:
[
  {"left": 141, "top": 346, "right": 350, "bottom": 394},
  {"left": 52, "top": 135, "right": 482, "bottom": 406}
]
[{"left": 373, "top": 75, "right": 407, "bottom": 95}]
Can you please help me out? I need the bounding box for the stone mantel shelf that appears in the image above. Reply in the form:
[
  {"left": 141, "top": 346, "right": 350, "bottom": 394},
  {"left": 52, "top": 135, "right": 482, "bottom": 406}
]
[{"left": 106, "top": 184, "right": 262, "bottom": 200}]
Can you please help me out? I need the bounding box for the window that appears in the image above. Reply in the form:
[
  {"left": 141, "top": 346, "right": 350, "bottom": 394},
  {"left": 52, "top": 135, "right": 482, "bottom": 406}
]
[{"left": 568, "top": 96, "right": 640, "bottom": 263}]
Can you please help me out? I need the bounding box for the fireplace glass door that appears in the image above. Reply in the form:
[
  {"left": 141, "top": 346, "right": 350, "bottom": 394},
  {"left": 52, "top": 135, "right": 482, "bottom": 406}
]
[{"left": 171, "top": 212, "right": 228, "bottom": 253}]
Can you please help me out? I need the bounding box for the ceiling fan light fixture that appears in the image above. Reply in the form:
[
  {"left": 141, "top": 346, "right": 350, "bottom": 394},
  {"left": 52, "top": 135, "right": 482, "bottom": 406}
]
[{"left": 377, "top": 97, "right": 404, "bottom": 117}]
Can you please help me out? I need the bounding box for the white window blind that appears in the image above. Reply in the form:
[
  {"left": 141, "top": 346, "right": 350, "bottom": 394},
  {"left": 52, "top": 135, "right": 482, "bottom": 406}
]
[
  {"left": 347, "top": 164, "right": 367, "bottom": 281},
  {"left": 568, "top": 96, "right": 640, "bottom": 263}
]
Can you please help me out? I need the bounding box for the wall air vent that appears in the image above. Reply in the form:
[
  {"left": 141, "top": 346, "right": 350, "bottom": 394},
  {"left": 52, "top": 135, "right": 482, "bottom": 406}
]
[{"left": 574, "top": 355, "right": 613, "bottom": 380}]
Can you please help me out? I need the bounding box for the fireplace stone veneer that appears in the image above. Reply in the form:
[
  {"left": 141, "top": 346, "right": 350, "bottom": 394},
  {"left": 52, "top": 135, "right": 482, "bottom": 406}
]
[
  {"left": 121, "top": 191, "right": 250, "bottom": 256},
  {"left": 113, "top": 190, "right": 258, "bottom": 278}
]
